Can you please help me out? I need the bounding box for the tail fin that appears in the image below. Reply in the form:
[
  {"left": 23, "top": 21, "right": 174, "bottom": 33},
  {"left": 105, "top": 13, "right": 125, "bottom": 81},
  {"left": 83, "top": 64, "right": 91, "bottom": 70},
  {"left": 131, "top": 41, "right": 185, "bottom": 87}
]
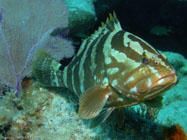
[{"left": 32, "top": 50, "right": 64, "bottom": 87}]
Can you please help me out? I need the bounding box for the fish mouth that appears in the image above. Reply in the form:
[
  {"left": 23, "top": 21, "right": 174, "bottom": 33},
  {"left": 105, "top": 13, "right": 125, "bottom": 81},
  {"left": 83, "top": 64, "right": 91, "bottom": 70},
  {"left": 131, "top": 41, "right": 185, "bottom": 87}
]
[
  {"left": 126, "top": 72, "right": 177, "bottom": 101},
  {"left": 144, "top": 72, "right": 177, "bottom": 99},
  {"left": 158, "top": 72, "right": 177, "bottom": 81},
  {"left": 155, "top": 72, "right": 177, "bottom": 86},
  {"left": 151, "top": 72, "right": 177, "bottom": 90}
]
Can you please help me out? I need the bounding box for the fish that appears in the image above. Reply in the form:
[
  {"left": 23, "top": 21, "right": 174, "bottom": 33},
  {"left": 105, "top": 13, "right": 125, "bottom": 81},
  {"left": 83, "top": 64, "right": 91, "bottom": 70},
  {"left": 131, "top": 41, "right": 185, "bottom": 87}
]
[{"left": 32, "top": 12, "right": 177, "bottom": 127}]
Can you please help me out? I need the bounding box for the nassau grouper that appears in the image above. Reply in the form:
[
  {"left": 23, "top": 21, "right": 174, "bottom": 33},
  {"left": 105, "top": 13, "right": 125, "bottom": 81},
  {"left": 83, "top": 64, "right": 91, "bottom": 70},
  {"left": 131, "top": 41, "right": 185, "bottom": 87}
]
[{"left": 32, "top": 12, "right": 177, "bottom": 127}]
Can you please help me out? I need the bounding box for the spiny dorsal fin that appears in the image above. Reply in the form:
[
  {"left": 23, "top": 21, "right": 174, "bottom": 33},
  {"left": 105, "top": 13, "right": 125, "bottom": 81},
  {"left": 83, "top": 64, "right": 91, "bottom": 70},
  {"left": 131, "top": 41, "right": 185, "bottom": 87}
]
[
  {"left": 87, "top": 11, "right": 122, "bottom": 42},
  {"left": 104, "top": 11, "right": 122, "bottom": 31}
]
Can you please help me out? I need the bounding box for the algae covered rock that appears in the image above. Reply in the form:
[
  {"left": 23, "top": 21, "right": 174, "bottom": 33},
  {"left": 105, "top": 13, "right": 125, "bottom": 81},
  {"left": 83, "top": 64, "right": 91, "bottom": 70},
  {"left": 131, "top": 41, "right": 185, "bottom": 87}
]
[
  {"left": 179, "top": 63, "right": 187, "bottom": 76},
  {"left": 156, "top": 51, "right": 187, "bottom": 132},
  {"left": 0, "top": 95, "right": 18, "bottom": 126},
  {"left": 162, "top": 51, "right": 186, "bottom": 70},
  {"left": 65, "top": 0, "right": 97, "bottom": 36}
]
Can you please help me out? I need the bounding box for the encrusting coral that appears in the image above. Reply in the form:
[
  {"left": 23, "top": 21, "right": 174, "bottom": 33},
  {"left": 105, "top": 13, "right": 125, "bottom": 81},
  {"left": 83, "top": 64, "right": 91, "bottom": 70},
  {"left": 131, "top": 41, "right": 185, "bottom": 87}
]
[{"left": 164, "top": 124, "right": 187, "bottom": 140}]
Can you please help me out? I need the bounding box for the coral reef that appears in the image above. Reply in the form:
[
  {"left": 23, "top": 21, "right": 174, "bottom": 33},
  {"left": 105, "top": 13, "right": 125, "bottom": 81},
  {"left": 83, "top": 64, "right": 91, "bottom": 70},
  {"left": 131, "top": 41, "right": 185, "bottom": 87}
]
[
  {"left": 0, "top": 0, "right": 186, "bottom": 139},
  {"left": 0, "top": 83, "right": 99, "bottom": 139}
]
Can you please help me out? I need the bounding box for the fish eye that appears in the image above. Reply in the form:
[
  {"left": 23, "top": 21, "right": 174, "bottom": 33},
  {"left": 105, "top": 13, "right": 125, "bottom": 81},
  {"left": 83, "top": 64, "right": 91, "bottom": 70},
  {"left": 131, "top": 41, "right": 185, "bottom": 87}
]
[
  {"left": 142, "top": 51, "right": 149, "bottom": 64},
  {"left": 142, "top": 57, "right": 149, "bottom": 64}
]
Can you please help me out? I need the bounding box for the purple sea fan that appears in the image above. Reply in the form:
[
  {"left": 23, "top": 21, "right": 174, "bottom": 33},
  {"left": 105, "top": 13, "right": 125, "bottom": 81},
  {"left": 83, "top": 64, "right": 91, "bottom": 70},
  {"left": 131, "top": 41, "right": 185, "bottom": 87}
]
[{"left": 0, "top": 0, "right": 74, "bottom": 96}]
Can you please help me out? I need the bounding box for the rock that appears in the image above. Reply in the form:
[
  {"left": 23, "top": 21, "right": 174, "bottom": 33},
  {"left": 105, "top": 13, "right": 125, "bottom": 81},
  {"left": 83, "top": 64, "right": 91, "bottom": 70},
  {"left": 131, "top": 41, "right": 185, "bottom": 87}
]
[{"left": 66, "top": 0, "right": 97, "bottom": 36}]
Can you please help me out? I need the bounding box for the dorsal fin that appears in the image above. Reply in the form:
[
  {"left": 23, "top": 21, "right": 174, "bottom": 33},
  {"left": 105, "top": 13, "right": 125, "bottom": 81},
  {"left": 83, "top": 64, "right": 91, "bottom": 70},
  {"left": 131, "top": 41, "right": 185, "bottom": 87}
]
[
  {"left": 104, "top": 11, "right": 122, "bottom": 31},
  {"left": 87, "top": 11, "right": 122, "bottom": 42}
]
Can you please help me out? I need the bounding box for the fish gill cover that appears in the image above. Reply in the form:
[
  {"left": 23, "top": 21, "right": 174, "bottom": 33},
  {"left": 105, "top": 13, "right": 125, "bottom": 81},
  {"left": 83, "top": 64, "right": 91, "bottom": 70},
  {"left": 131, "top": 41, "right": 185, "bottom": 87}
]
[{"left": 0, "top": 0, "right": 75, "bottom": 96}]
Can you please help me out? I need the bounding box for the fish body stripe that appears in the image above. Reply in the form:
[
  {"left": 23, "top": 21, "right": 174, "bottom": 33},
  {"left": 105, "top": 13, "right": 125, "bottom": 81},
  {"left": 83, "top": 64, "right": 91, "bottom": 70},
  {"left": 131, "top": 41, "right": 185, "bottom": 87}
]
[
  {"left": 90, "top": 31, "right": 107, "bottom": 75},
  {"left": 82, "top": 27, "right": 111, "bottom": 93},
  {"left": 78, "top": 38, "right": 93, "bottom": 93},
  {"left": 103, "top": 27, "right": 121, "bottom": 65},
  {"left": 93, "top": 32, "right": 111, "bottom": 82},
  {"left": 63, "top": 15, "right": 123, "bottom": 95},
  {"left": 73, "top": 62, "right": 82, "bottom": 96},
  {"left": 128, "top": 34, "right": 159, "bottom": 55},
  {"left": 63, "top": 67, "right": 68, "bottom": 88},
  {"left": 62, "top": 39, "right": 89, "bottom": 95},
  {"left": 71, "top": 64, "right": 77, "bottom": 95},
  {"left": 83, "top": 35, "right": 102, "bottom": 89}
]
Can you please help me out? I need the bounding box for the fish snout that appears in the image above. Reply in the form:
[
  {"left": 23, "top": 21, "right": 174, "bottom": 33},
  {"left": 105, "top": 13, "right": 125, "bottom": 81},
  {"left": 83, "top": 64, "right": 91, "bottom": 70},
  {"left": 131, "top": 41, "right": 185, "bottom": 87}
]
[{"left": 151, "top": 72, "right": 177, "bottom": 89}]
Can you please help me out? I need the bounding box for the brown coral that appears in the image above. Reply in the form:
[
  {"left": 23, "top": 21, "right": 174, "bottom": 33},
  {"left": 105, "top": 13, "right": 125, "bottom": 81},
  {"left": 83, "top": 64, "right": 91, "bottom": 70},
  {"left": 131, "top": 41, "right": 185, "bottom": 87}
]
[{"left": 164, "top": 124, "right": 187, "bottom": 140}]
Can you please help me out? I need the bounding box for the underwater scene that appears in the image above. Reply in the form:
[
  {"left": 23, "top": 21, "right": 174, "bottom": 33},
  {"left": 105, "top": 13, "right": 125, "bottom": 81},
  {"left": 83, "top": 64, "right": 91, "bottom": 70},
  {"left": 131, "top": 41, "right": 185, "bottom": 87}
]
[{"left": 0, "top": 0, "right": 187, "bottom": 140}]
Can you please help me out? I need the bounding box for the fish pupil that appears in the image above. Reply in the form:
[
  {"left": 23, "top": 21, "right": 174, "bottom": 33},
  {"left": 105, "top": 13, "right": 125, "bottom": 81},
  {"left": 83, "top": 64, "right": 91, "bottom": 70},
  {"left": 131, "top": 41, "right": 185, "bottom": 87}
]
[{"left": 142, "top": 57, "right": 149, "bottom": 64}]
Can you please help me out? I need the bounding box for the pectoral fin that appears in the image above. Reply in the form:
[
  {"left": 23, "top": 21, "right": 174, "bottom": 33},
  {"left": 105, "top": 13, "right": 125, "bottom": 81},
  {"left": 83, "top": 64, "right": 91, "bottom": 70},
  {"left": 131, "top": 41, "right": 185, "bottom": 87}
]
[
  {"left": 89, "top": 107, "right": 115, "bottom": 128},
  {"left": 78, "top": 84, "right": 112, "bottom": 119}
]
